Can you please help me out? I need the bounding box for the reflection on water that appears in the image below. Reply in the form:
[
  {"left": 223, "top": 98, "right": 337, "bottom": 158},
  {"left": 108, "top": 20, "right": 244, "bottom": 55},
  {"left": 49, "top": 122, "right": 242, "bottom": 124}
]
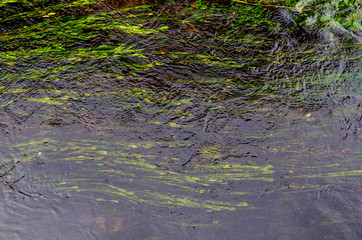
[{"left": 0, "top": 1, "right": 361, "bottom": 239}]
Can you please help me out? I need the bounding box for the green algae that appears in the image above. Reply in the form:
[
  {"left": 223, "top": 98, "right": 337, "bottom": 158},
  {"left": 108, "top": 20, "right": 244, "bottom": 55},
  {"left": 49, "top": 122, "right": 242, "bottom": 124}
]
[
  {"left": 9, "top": 133, "right": 277, "bottom": 211},
  {"left": 290, "top": 170, "right": 362, "bottom": 179},
  {"left": 101, "top": 22, "right": 168, "bottom": 35},
  {"left": 0, "top": 0, "right": 355, "bottom": 116},
  {"left": 27, "top": 97, "right": 71, "bottom": 106},
  {"left": 0, "top": 0, "right": 360, "bottom": 224},
  {"left": 0, "top": 43, "right": 146, "bottom": 63},
  {"left": 69, "top": 183, "right": 249, "bottom": 211}
]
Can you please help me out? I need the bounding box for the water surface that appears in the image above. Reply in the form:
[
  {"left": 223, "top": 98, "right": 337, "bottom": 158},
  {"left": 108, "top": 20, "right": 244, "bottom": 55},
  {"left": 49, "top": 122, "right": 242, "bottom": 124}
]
[{"left": 0, "top": 1, "right": 361, "bottom": 239}]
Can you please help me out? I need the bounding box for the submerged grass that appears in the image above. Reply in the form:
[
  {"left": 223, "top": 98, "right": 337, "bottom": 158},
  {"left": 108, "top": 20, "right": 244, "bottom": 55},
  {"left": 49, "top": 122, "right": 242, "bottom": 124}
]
[
  {"left": 0, "top": 0, "right": 360, "bottom": 215},
  {"left": 12, "top": 134, "right": 275, "bottom": 210}
]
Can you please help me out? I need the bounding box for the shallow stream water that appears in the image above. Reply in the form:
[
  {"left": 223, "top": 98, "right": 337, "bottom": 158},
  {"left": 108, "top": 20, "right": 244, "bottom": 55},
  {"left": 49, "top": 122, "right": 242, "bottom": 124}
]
[{"left": 0, "top": 1, "right": 361, "bottom": 239}]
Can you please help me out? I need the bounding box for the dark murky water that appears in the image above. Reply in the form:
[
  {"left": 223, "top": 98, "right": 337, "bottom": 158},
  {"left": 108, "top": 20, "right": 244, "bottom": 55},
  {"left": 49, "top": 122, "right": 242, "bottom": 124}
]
[{"left": 0, "top": 1, "right": 361, "bottom": 239}]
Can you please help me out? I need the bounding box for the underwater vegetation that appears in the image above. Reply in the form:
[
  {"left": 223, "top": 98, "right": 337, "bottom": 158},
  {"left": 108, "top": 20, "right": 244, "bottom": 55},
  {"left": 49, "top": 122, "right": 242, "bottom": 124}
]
[{"left": 0, "top": 1, "right": 360, "bottom": 239}]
